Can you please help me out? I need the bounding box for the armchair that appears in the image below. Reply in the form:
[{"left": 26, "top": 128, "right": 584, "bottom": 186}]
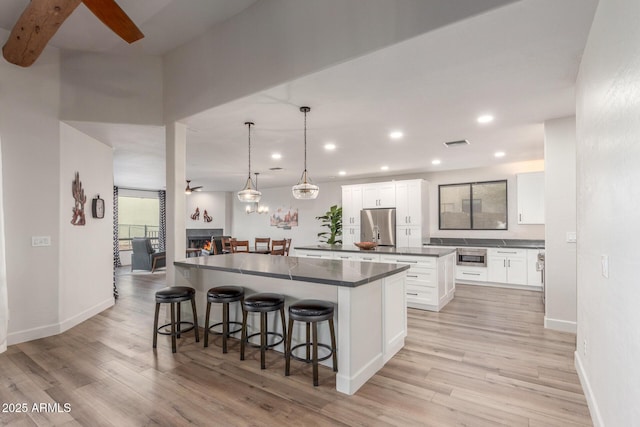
[{"left": 131, "top": 238, "right": 166, "bottom": 272}]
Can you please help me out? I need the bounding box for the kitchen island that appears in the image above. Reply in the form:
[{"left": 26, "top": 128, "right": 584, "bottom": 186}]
[
  {"left": 295, "top": 245, "right": 456, "bottom": 312},
  {"left": 174, "top": 253, "right": 409, "bottom": 395}
]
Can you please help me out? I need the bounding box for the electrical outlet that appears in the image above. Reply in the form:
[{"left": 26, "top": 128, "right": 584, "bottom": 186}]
[
  {"left": 583, "top": 339, "right": 588, "bottom": 357},
  {"left": 601, "top": 255, "right": 609, "bottom": 278},
  {"left": 566, "top": 232, "right": 577, "bottom": 243},
  {"left": 183, "top": 269, "right": 190, "bottom": 279},
  {"left": 31, "top": 236, "right": 51, "bottom": 247}
]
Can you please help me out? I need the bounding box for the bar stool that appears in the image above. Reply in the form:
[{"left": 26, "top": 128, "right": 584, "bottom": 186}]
[
  {"left": 153, "top": 286, "right": 200, "bottom": 353},
  {"left": 240, "top": 293, "right": 287, "bottom": 369},
  {"left": 204, "top": 286, "right": 245, "bottom": 353},
  {"left": 285, "top": 299, "right": 337, "bottom": 386}
]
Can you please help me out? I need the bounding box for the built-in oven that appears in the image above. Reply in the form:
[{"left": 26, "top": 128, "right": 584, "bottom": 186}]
[{"left": 456, "top": 248, "right": 487, "bottom": 267}]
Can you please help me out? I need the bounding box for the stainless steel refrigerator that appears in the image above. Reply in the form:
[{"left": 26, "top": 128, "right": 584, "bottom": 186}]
[{"left": 360, "top": 208, "right": 396, "bottom": 246}]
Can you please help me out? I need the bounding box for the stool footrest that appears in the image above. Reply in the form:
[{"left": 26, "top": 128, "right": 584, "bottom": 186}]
[
  {"left": 290, "top": 342, "right": 335, "bottom": 363},
  {"left": 245, "top": 331, "right": 284, "bottom": 349},
  {"left": 157, "top": 321, "right": 195, "bottom": 336},
  {"left": 207, "top": 321, "right": 243, "bottom": 336}
]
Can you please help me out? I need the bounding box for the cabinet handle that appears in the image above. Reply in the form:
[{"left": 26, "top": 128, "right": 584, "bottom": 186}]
[
  {"left": 463, "top": 272, "right": 481, "bottom": 276},
  {"left": 362, "top": 257, "right": 374, "bottom": 260},
  {"left": 503, "top": 260, "right": 506, "bottom": 267},
  {"left": 497, "top": 250, "right": 517, "bottom": 254},
  {"left": 399, "top": 260, "right": 417, "bottom": 263},
  {"left": 408, "top": 216, "right": 411, "bottom": 223},
  {"left": 519, "top": 213, "right": 522, "bottom": 222},
  {"left": 339, "top": 256, "right": 350, "bottom": 259},
  {"left": 508, "top": 260, "right": 511, "bottom": 267},
  {"left": 308, "top": 254, "right": 322, "bottom": 257},
  {"left": 407, "top": 274, "right": 419, "bottom": 278},
  {"left": 407, "top": 292, "right": 418, "bottom": 296}
]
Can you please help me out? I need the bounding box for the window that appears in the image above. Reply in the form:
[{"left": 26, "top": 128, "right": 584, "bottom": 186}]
[
  {"left": 118, "top": 195, "right": 160, "bottom": 250},
  {"left": 439, "top": 180, "right": 507, "bottom": 230}
]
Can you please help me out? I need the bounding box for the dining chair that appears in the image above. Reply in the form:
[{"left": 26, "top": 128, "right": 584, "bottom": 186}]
[
  {"left": 221, "top": 237, "right": 233, "bottom": 253},
  {"left": 284, "top": 238, "right": 292, "bottom": 256},
  {"left": 231, "top": 240, "right": 250, "bottom": 253},
  {"left": 271, "top": 239, "right": 286, "bottom": 255},
  {"left": 255, "top": 237, "right": 271, "bottom": 252}
]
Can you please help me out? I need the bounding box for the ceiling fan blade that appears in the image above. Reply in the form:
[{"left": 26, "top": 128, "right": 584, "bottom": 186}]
[
  {"left": 2, "top": 0, "right": 82, "bottom": 67},
  {"left": 192, "top": 186, "right": 203, "bottom": 192},
  {"left": 81, "top": 0, "right": 144, "bottom": 43}
]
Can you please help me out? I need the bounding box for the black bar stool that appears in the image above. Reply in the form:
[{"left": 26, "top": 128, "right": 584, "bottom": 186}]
[
  {"left": 153, "top": 286, "right": 200, "bottom": 353},
  {"left": 285, "top": 299, "right": 337, "bottom": 386},
  {"left": 204, "top": 286, "right": 244, "bottom": 353},
  {"left": 240, "top": 293, "right": 287, "bottom": 369}
]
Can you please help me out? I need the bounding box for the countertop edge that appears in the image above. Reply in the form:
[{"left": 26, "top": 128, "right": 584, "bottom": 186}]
[{"left": 295, "top": 246, "right": 456, "bottom": 257}]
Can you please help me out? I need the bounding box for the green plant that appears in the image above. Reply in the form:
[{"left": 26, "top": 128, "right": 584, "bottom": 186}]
[{"left": 316, "top": 205, "right": 342, "bottom": 245}]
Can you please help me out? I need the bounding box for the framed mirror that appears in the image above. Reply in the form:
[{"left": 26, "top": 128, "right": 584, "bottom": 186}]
[{"left": 439, "top": 180, "right": 507, "bottom": 230}]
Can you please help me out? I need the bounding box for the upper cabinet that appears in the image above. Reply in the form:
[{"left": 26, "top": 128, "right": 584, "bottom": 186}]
[
  {"left": 362, "top": 182, "right": 395, "bottom": 208},
  {"left": 517, "top": 172, "right": 545, "bottom": 224},
  {"left": 395, "top": 180, "right": 425, "bottom": 226},
  {"left": 342, "top": 185, "right": 363, "bottom": 226}
]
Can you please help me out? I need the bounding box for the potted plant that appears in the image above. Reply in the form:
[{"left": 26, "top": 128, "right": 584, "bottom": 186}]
[{"left": 316, "top": 205, "right": 342, "bottom": 245}]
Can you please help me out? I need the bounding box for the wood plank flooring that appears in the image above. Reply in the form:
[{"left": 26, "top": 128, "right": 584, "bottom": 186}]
[{"left": 0, "top": 270, "right": 592, "bottom": 426}]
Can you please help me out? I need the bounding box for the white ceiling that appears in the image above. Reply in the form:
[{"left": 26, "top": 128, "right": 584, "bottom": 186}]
[{"left": 3, "top": 0, "right": 598, "bottom": 192}]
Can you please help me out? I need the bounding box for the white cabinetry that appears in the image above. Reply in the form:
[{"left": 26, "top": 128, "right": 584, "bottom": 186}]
[
  {"left": 380, "top": 253, "right": 455, "bottom": 311},
  {"left": 342, "top": 227, "right": 359, "bottom": 246},
  {"left": 517, "top": 172, "right": 545, "bottom": 224},
  {"left": 487, "top": 248, "right": 527, "bottom": 285},
  {"left": 362, "top": 182, "right": 395, "bottom": 208},
  {"left": 342, "top": 185, "right": 362, "bottom": 226},
  {"left": 396, "top": 226, "right": 422, "bottom": 247}
]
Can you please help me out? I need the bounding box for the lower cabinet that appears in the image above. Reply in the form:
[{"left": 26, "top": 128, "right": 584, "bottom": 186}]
[{"left": 487, "top": 248, "right": 527, "bottom": 286}]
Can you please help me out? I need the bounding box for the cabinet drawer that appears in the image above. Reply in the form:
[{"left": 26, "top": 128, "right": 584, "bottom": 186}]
[
  {"left": 380, "top": 255, "right": 436, "bottom": 269},
  {"left": 488, "top": 248, "right": 526, "bottom": 258},
  {"left": 456, "top": 266, "right": 488, "bottom": 281},
  {"left": 406, "top": 270, "right": 436, "bottom": 286},
  {"left": 406, "top": 285, "right": 437, "bottom": 304}
]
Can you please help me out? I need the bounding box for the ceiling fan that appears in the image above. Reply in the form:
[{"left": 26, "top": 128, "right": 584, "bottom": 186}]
[
  {"left": 2, "top": 0, "right": 144, "bottom": 67},
  {"left": 184, "top": 180, "right": 203, "bottom": 194}
]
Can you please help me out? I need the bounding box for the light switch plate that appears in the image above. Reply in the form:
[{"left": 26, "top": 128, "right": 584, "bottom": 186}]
[
  {"left": 32, "top": 236, "right": 51, "bottom": 247},
  {"left": 601, "top": 255, "right": 609, "bottom": 278},
  {"left": 566, "top": 232, "right": 577, "bottom": 243}
]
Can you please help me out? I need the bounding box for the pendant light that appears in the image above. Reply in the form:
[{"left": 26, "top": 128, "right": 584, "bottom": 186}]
[
  {"left": 292, "top": 106, "right": 319, "bottom": 199},
  {"left": 237, "top": 121, "right": 262, "bottom": 202},
  {"left": 246, "top": 173, "right": 269, "bottom": 214}
]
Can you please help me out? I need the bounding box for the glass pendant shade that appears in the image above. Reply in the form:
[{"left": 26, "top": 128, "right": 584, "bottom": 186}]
[
  {"left": 237, "top": 121, "right": 262, "bottom": 202},
  {"left": 237, "top": 176, "right": 261, "bottom": 202},
  {"left": 292, "top": 170, "right": 319, "bottom": 199},
  {"left": 292, "top": 106, "right": 319, "bottom": 200}
]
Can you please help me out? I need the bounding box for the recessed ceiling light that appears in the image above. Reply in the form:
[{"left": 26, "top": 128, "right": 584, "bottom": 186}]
[
  {"left": 477, "top": 114, "right": 494, "bottom": 124},
  {"left": 389, "top": 131, "right": 403, "bottom": 140},
  {"left": 271, "top": 153, "right": 282, "bottom": 160},
  {"left": 494, "top": 151, "right": 506, "bottom": 158},
  {"left": 432, "top": 159, "right": 441, "bottom": 165},
  {"left": 381, "top": 165, "right": 389, "bottom": 171},
  {"left": 324, "top": 143, "right": 336, "bottom": 150},
  {"left": 338, "top": 171, "right": 346, "bottom": 176}
]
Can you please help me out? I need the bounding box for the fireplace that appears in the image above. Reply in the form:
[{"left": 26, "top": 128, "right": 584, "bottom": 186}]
[{"left": 186, "top": 228, "right": 224, "bottom": 249}]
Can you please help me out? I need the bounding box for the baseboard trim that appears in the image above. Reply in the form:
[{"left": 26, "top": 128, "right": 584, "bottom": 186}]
[
  {"left": 59, "top": 298, "right": 114, "bottom": 334},
  {"left": 575, "top": 351, "right": 604, "bottom": 427},
  {"left": 7, "top": 298, "right": 114, "bottom": 346},
  {"left": 544, "top": 316, "right": 577, "bottom": 333}
]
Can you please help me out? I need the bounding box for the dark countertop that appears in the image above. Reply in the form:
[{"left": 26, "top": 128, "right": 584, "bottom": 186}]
[
  {"left": 295, "top": 245, "right": 456, "bottom": 257},
  {"left": 174, "top": 253, "right": 410, "bottom": 288},
  {"left": 424, "top": 238, "right": 545, "bottom": 249}
]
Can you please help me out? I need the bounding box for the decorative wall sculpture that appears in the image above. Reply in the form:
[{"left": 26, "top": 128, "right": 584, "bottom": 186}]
[
  {"left": 203, "top": 210, "right": 212, "bottom": 222},
  {"left": 190, "top": 207, "right": 200, "bottom": 220},
  {"left": 71, "top": 172, "right": 86, "bottom": 226}
]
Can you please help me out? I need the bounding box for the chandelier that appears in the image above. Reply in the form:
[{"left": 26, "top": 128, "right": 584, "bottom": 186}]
[
  {"left": 237, "top": 121, "right": 262, "bottom": 202},
  {"left": 292, "top": 106, "right": 319, "bottom": 199}
]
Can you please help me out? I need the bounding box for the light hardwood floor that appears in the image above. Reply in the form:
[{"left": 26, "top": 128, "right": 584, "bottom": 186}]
[{"left": 0, "top": 270, "right": 592, "bottom": 426}]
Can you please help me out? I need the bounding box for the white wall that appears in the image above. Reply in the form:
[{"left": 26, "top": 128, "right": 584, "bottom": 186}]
[
  {"left": 163, "top": 0, "right": 517, "bottom": 122},
  {"left": 575, "top": 1, "right": 640, "bottom": 425},
  {"left": 0, "top": 30, "right": 63, "bottom": 343},
  {"left": 60, "top": 52, "right": 163, "bottom": 125},
  {"left": 186, "top": 191, "right": 228, "bottom": 231},
  {"left": 230, "top": 161, "right": 545, "bottom": 246},
  {"left": 544, "top": 117, "right": 577, "bottom": 332},
  {"left": 58, "top": 123, "right": 114, "bottom": 330}
]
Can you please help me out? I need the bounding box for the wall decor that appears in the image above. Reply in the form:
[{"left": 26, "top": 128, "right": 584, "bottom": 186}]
[
  {"left": 71, "top": 172, "right": 86, "bottom": 226},
  {"left": 203, "top": 210, "right": 212, "bottom": 222},
  {"left": 270, "top": 207, "right": 298, "bottom": 229},
  {"left": 92, "top": 195, "right": 105, "bottom": 219},
  {"left": 190, "top": 207, "right": 200, "bottom": 220}
]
